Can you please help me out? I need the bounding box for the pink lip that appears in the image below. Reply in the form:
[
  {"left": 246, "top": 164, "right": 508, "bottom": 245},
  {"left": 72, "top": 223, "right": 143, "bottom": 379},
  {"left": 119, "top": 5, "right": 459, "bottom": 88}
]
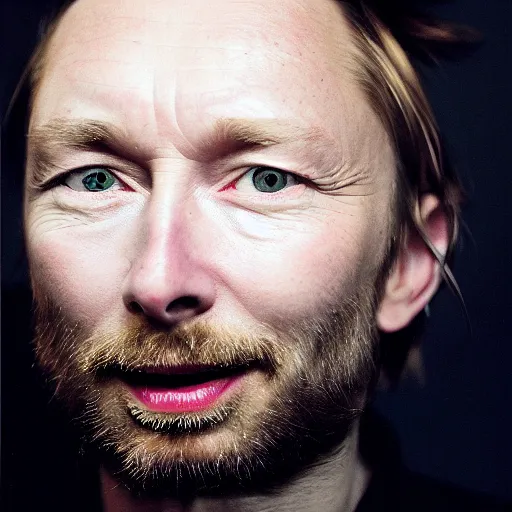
[{"left": 130, "top": 376, "right": 240, "bottom": 413}]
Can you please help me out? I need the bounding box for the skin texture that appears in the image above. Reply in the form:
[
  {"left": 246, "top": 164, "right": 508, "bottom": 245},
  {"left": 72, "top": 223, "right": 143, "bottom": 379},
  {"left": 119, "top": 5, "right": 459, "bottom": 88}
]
[{"left": 24, "top": 0, "right": 448, "bottom": 510}]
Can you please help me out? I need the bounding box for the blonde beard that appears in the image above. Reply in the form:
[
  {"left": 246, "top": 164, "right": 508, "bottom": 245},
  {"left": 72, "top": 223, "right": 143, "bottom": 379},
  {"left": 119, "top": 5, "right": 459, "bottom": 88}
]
[{"left": 32, "top": 285, "right": 380, "bottom": 498}]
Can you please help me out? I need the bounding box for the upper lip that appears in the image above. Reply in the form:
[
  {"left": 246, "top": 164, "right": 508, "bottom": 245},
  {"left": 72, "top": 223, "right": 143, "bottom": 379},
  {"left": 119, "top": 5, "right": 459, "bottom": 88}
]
[{"left": 140, "top": 364, "right": 235, "bottom": 376}]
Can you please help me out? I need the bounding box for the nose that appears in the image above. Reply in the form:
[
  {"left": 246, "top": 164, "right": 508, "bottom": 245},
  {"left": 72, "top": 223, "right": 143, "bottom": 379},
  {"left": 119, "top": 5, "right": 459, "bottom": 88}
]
[
  {"left": 123, "top": 195, "right": 216, "bottom": 326},
  {"left": 125, "top": 274, "right": 215, "bottom": 325}
]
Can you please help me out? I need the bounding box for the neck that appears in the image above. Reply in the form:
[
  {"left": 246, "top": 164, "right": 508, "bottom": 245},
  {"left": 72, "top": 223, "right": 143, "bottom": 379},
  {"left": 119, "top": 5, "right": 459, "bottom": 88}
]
[{"left": 101, "top": 422, "right": 370, "bottom": 512}]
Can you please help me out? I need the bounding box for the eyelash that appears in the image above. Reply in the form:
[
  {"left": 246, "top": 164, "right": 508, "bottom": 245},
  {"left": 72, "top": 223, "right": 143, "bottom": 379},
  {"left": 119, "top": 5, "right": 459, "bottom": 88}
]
[
  {"left": 43, "top": 165, "right": 306, "bottom": 194},
  {"left": 222, "top": 166, "right": 305, "bottom": 193},
  {"left": 39, "top": 166, "right": 118, "bottom": 191}
]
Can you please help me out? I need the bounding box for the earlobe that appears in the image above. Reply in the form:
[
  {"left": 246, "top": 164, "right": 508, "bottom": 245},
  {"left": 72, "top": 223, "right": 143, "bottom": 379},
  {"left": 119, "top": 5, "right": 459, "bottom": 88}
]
[{"left": 377, "top": 194, "right": 449, "bottom": 333}]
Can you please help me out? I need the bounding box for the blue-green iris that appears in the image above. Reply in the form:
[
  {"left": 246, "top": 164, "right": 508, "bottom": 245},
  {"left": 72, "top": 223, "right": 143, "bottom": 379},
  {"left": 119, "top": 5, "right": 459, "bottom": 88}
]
[
  {"left": 252, "top": 168, "right": 288, "bottom": 193},
  {"left": 82, "top": 169, "right": 116, "bottom": 192}
]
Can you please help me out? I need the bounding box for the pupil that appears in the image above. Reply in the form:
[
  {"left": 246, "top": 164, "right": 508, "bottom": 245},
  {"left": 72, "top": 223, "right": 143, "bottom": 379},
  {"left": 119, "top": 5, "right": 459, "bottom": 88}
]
[
  {"left": 252, "top": 167, "right": 288, "bottom": 193},
  {"left": 264, "top": 174, "right": 278, "bottom": 187},
  {"left": 82, "top": 170, "right": 113, "bottom": 191}
]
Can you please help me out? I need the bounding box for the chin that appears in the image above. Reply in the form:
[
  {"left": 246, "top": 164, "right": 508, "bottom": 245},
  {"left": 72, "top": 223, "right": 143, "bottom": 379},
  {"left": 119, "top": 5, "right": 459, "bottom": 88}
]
[
  {"left": 79, "top": 372, "right": 283, "bottom": 495},
  {"left": 78, "top": 369, "right": 360, "bottom": 498}
]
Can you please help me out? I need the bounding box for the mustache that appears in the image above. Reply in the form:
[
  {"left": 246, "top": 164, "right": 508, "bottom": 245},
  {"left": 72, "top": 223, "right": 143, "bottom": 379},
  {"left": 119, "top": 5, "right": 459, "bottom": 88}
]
[{"left": 75, "top": 318, "right": 288, "bottom": 377}]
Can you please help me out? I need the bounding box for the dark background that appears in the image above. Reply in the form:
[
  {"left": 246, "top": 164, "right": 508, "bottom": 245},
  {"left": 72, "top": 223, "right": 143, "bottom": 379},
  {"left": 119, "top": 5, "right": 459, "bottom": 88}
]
[{"left": 1, "top": 0, "right": 511, "bottom": 506}]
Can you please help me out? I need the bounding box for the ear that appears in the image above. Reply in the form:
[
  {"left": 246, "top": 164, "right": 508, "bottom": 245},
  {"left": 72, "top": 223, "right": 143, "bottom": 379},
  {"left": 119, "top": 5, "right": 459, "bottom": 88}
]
[{"left": 377, "top": 194, "right": 449, "bottom": 333}]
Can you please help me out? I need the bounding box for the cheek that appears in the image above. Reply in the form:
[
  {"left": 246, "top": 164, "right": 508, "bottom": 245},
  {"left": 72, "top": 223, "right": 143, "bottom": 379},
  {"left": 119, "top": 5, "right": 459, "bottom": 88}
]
[
  {"left": 214, "top": 201, "right": 387, "bottom": 326},
  {"left": 26, "top": 210, "right": 136, "bottom": 327}
]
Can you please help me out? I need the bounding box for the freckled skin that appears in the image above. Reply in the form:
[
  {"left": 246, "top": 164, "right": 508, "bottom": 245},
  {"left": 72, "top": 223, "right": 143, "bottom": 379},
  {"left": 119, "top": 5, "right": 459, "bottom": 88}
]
[
  {"left": 26, "top": 0, "right": 395, "bottom": 332},
  {"left": 24, "top": 0, "right": 399, "bottom": 509}
]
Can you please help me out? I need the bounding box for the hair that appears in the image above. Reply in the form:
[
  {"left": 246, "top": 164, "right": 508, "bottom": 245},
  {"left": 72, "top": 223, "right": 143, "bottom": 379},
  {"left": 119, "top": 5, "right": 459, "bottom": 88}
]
[
  {"left": 19, "top": 0, "right": 476, "bottom": 385},
  {"left": 342, "top": 0, "right": 475, "bottom": 269},
  {"left": 339, "top": 0, "right": 477, "bottom": 383}
]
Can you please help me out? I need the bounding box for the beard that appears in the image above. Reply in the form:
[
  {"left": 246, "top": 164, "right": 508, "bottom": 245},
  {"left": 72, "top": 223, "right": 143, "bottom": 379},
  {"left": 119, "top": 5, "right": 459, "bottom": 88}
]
[{"left": 32, "top": 282, "right": 382, "bottom": 499}]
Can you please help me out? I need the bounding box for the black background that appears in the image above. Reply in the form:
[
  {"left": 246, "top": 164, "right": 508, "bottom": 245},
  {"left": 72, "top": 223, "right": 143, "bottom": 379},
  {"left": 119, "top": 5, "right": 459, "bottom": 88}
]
[{"left": 1, "top": 0, "right": 511, "bottom": 505}]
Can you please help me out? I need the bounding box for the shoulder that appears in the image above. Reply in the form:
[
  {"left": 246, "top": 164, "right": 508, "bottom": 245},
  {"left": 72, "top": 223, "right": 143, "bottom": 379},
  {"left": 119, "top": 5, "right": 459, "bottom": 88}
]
[
  {"left": 356, "top": 409, "right": 511, "bottom": 512},
  {"left": 397, "top": 471, "right": 511, "bottom": 512},
  {"left": 357, "top": 468, "right": 511, "bottom": 512}
]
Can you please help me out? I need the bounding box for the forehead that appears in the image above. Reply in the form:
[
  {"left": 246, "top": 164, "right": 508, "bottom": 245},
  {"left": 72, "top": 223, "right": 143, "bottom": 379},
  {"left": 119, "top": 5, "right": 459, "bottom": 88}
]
[
  {"left": 31, "top": 0, "right": 390, "bottom": 164},
  {"left": 43, "top": 0, "right": 350, "bottom": 71}
]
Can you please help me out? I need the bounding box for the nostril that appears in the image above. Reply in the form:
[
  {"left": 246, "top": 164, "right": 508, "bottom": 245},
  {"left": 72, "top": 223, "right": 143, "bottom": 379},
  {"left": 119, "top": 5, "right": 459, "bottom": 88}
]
[
  {"left": 166, "top": 296, "right": 200, "bottom": 313},
  {"left": 128, "top": 301, "right": 144, "bottom": 314}
]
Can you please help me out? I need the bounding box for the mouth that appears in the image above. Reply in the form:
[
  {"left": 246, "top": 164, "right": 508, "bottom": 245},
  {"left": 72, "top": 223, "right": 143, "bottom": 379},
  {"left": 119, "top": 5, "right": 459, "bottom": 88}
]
[{"left": 114, "top": 364, "right": 253, "bottom": 415}]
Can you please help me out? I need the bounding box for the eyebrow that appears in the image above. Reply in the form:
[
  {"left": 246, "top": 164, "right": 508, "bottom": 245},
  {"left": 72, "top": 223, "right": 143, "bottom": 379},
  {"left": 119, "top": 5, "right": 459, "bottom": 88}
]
[
  {"left": 27, "top": 116, "right": 331, "bottom": 185},
  {"left": 27, "top": 118, "right": 127, "bottom": 187},
  {"left": 206, "top": 117, "right": 327, "bottom": 154}
]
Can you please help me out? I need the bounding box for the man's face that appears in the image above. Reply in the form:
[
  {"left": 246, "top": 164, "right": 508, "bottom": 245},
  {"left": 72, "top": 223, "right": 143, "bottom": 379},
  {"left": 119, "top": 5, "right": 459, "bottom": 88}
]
[{"left": 25, "top": 0, "right": 397, "bottom": 494}]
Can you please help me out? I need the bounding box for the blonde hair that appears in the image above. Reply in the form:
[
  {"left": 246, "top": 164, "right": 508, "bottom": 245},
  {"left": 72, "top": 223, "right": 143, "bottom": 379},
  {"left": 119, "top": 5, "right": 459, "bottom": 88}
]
[
  {"left": 343, "top": 1, "right": 467, "bottom": 261},
  {"left": 340, "top": 0, "right": 476, "bottom": 382}
]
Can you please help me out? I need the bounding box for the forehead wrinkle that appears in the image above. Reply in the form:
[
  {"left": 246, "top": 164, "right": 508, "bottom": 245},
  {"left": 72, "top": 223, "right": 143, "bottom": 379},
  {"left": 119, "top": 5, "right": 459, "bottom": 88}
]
[{"left": 32, "top": 0, "right": 394, "bottom": 182}]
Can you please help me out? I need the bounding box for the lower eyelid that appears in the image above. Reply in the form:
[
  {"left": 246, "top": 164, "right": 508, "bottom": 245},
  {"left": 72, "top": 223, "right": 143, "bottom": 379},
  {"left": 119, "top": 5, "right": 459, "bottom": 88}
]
[{"left": 225, "top": 183, "right": 308, "bottom": 204}]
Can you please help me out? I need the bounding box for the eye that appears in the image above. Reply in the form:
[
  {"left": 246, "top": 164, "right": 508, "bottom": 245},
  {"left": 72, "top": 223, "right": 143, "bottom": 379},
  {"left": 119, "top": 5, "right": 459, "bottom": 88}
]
[
  {"left": 235, "top": 166, "right": 300, "bottom": 194},
  {"left": 63, "top": 168, "right": 123, "bottom": 192}
]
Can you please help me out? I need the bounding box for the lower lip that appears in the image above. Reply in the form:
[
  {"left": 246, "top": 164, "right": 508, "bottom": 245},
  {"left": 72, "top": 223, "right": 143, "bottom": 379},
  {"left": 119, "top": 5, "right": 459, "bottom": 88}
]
[{"left": 129, "top": 376, "right": 241, "bottom": 413}]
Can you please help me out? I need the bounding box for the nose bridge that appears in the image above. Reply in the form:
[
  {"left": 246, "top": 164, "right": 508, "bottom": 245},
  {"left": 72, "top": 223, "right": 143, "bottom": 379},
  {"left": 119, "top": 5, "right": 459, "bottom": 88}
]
[
  {"left": 123, "top": 174, "right": 216, "bottom": 324},
  {"left": 141, "top": 186, "right": 188, "bottom": 280}
]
